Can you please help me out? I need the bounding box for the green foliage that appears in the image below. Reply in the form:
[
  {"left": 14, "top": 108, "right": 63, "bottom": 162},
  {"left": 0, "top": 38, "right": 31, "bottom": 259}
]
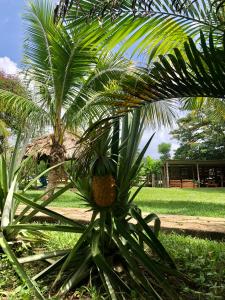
[
  {"left": 0, "top": 72, "right": 31, "bottom": 154},
  {"left": 80, "top": 30, "right": 225, "bottom": 108},
  {"left": 160, "top": 233, "right": 225, "bottom": 299},
  {"left": 158, "top": 143, "right": 171, "bottom": 161},
  {"left": 0, "top": 71, "right": 27, "bottom": 97},
  {"left": 21, "top": 0, "right": 139, "bottom": 140},
  {"left": 145, "top": 156, "right": 162, "bottom": 174},
  {"left": 44, "top": 231, "right": 81, "bottom": 251},
  {"left": 0, "top": 252, "right": 35, "bottom": 300},
  {"left": 42, "top": 110, "right": 177, "bottom": 299},
  {"left": 63, "top": 0, "right": 223, "bottom": 60},
  {"left": 172, "top": 108, "right": 225, "bottom": 160},
  {"left": 0, "top": 147, "right": 85, "bottom": 299},
  {"left": 4, "top": 0, "right": 225, "bottom": 298},
  {"left": 76, "top": 109, "right": 155, "bottom": 212},
  {"left": 135, "top": 156, "right": 162, "bottom": 186}
]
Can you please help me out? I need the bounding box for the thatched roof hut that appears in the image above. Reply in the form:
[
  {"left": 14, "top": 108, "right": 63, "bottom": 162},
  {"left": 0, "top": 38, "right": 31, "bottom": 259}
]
[{"left": 25, "top": 132, "right": 80, "bottom": 162}]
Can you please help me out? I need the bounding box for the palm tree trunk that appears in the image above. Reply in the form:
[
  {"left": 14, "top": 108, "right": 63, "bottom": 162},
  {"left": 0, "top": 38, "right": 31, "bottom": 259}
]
[{"left": 46, "top": 134, "right": 66, "bottom": 198}]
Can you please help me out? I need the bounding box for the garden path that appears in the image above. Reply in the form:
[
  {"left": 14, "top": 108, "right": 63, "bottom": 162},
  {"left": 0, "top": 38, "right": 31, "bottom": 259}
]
[{"left": 17, "top": 206, "right": 225, "bottom": 239}]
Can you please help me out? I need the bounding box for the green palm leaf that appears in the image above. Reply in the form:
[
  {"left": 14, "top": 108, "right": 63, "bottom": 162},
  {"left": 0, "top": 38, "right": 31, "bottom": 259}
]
[
  {"left": 62, "top": 0, "right": 222, "bottom": 58},
  {"left": 117, "top": 32, "right": 225, "bottom": 104},
  {"left": 24, "top": 0, "right": 99, "bottom": 130},
  {"left": 0, "top": 89, "right": 48, "bottom": 127}
]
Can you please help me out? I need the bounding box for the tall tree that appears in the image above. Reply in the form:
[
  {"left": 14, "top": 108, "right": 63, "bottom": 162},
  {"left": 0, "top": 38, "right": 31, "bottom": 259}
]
[
  {"left": 143, "top": 155, "right": 162, "bottom": 185},
  {"left": 1, "top": 0, "right": 179, "bottom": 193},
  {"left": 158, "top": 142, "right": 171, "bottom": 160},
  {"left": 1, "top": 1, "right": 140, "bottom": 192},
  {"left": 172, "top": 108, "right": 225, "bottom": 160}
]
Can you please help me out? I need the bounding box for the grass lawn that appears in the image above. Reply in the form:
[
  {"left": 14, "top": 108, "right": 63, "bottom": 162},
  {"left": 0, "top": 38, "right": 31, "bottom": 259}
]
[
  {"left": 1, "top": 232, "right": 225, "bottom": 299},
  {"left": 25, "top": 187, "right": 225, "bottom": 218},
  {"left": 44, "top": 231, "right": 225, "bottom": 299}
]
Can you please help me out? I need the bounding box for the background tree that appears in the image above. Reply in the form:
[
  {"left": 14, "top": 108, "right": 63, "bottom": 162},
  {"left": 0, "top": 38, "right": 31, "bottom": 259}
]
[
  {"left": 0, "top": 72, "right": 31, "bottom": 156},
  {"left": 171, "top": 108, "right": 225, "bottom": 160},
  {"left": 0, "top": 71, "right": 26, "bottom": 95},
  {"left": 158, "top": 142, "right": 171, "bottom": 161},
  {"left": 143, "top": 155, "right": 162, "bottom": 186}
]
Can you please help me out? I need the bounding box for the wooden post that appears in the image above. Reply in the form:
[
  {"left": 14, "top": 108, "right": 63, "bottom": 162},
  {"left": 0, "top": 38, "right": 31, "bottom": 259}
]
[
  {"left": 196, "top": 163, "right": 200, "bottom": 187},
  {"left": 162, "top": 165, "right": 166, "bottom": 187},
  {"left": 166, "top": 162, "right": 170, "bottom": 188},
  {"left": 152, "top": 173, "right": 155, "bottom": 187}
]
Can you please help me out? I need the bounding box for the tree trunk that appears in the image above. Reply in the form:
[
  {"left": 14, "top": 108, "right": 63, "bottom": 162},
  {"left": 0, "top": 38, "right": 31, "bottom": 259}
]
[{"left": 46, "top": 134, "right": 66, "bottom": 198}]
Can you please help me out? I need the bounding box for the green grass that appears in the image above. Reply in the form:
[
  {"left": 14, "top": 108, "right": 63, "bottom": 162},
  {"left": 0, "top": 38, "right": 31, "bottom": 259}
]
[
  {"left": 134, "top": 187, "right": 225, "bottom": 218},
  {"left": 26, "top": 187, "right": 225, "bottom": 218},
  {"left": 160, "top": 232, "right": 225, "bottom": 299},
  {"left": 38, "top": 231, "right": 225, "bottom": 299},
  {"left": 1, "top": 231, "right": 224, "bottom": 299}
]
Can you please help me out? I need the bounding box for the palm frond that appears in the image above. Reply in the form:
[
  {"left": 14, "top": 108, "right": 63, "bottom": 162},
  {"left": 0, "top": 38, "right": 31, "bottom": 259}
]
[
  {"left": 120, "top": 32, "right": 225, "bottom": 104},
  {"left": 60, "top": 0, "right": 223, "bottom": 58},
  {"left": 63, "top": 53, "right": 134, "bottom": 128},
  {"left": 182, "top": 97, "right": 225, "bottom": 120},
  {"left": 0, "top": 89, "right": 48, "bottom": 127}
]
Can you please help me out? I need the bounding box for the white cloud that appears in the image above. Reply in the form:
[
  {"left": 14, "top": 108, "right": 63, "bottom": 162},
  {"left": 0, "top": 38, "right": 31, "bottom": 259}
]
[{"left": 0, "top": 56, "right": 18, "bottom": 75}]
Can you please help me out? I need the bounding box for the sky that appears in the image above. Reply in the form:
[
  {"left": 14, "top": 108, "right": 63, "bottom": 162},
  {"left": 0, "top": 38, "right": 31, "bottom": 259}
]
[{"left": 0, "top": 0, "right": 180, "bottom": 158}]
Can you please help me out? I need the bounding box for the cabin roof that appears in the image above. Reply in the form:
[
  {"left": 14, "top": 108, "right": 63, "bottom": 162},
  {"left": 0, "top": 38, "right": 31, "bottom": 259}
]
[{"left": 164, "top": 160, "right": 225, "bottom": 166}]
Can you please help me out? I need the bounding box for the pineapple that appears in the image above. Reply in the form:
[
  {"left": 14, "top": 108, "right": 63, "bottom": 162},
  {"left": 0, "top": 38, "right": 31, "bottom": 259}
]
[
  {"left": 92, "top": 174, "right": 116, "bottom": 207},
  {"left": 91, "top": 157, "right": 116, "bottom": 208}
]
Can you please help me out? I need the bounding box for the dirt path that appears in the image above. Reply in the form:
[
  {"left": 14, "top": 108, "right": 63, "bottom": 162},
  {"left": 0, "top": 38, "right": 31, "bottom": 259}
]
[{"left": 17, "top": 206, "right": 225, "bottom": 239}]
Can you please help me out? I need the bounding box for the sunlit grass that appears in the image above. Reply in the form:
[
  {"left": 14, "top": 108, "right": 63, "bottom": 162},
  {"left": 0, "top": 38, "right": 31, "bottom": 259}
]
[
  {"left": 134, "top": 187, "right": 225, "bottom": 217},
  {"left": 25, "top": 187, "right": 225, "bottom": 217},
  {"left": 45, "top": 231, "right": 81, "bottom": 251}
]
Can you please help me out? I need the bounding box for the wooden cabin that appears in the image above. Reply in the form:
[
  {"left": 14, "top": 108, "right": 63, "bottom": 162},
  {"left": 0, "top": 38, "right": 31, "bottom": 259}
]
[{"left": 162, "top": 160, "right": 225, "bottom": 188}]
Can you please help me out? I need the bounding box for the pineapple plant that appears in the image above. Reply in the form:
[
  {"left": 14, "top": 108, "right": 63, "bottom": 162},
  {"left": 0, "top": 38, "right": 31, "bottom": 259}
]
[{"left": 3, "top": 110, "right": 179, "bottom": 300}]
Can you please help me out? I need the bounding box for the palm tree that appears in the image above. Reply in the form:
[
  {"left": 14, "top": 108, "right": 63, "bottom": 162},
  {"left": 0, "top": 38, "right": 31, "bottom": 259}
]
[
  {"left": 1, "top": 0, "right": 179, "bottom": 194},
  {"left": 1, "top": 0, "right": 144, "bottom": 193}
]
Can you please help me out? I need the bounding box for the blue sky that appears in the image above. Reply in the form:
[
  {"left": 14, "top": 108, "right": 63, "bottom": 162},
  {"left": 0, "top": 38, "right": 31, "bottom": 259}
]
[
  {"left": 0, "top": 0, "right": 25, "bottom": 64},
  {"left": 0, "top": 0, "right": 179, "bottom": 158}
]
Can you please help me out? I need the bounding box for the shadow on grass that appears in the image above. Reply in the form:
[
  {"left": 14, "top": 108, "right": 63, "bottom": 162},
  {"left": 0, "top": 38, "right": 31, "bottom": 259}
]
[{"left": 135, "top": 199, "right": 225, "bottom": 217}]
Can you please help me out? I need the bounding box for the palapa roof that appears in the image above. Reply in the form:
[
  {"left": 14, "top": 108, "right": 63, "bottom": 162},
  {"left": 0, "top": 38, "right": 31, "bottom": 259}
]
[{"left": 25, "top": 131, "right": 80, "bottom": 161}]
